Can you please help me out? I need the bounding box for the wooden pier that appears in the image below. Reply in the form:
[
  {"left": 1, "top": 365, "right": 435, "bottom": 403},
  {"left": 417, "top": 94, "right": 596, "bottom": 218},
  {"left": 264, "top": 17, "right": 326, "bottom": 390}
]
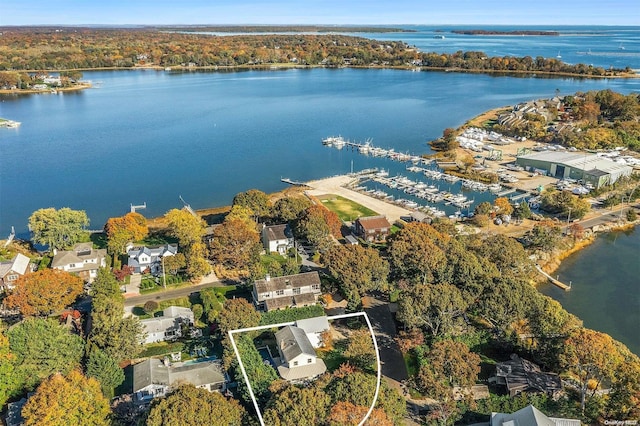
[{"left": 535, "top": 264, "right": 571, "bottom": 291}]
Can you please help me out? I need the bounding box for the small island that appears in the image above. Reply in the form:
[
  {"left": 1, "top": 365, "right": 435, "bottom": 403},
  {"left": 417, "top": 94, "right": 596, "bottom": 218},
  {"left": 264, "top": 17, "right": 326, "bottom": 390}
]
[{"left": 453, "top": 29, "right": 560, "bottom": 36}]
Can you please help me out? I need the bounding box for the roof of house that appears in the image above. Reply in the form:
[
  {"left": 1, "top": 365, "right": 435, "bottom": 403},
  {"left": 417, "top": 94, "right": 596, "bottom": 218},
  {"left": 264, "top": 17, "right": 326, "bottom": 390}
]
[
  {"left": 496, "top": 355, "right": 562, "bottom": 395},
  {"left": 277, "top": 359, "right": 327, "bottom": 381},
  {"left": 295, "top": 316, "right": 329, "bottom": 334},
  {"left": 127, "top": 244, "right": 178, "bottom": 259},
  {"left": 276, "top": 325, "right": 316, "bottom": 362},
  {"left": 355, "top": 215, "right": 391, "bottom": 230},
  {"left": 491, "top": 405, "right": 580, "bottom": 426},
  {"left": 133, "top": 358, "right": 225, "bottom": 392},
  {"left": 263, "top": 224, "right": 292, "bottom": 241},
  {"left": 0, "top": 253, "right": 31, "bottom": 277},
  {"left": 140, "top": 306, "right": 193, "bottom": 334},
  {"left": 517, "top": 151, "right": 632, "bottom": 174},
  {"left": 163, "top": 306, "right": 193, "bottom": 318},
  {"left": 51, "top": 243, "right": 106, "bottom": 269},
  {"left": 262, "top": 292, "right": 317, "bottom": 311},
  {"left": 254, "top": 271, "right": 321, "bottom": 294}
]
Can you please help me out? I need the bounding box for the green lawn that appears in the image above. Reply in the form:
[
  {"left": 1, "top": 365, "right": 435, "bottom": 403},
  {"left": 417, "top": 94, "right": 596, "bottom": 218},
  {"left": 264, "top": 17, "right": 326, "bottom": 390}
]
[{"left": 318, "top": 195, "right": 378, "bottom": 221}]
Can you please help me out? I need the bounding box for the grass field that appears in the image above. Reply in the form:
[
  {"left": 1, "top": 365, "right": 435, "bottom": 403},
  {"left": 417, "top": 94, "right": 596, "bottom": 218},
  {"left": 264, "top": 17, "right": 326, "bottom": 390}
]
[{"left": 318, "top": 194, "right": 378, "bottom": 221}]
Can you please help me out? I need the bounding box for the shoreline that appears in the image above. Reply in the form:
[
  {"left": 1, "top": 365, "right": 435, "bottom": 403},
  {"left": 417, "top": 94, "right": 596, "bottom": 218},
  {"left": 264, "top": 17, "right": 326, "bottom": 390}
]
[
  {"left": 2, "top": 64, "right": 637, "bottom": 80},
  {"left": 0, "top": 83, "right": 92, "bottom": 95}
]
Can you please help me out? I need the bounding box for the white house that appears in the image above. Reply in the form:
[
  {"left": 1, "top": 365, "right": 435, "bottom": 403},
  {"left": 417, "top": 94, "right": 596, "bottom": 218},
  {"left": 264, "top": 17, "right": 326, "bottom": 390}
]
[
  {"left": 51, "top": 243, "right": 107, "bottom": 283},
  {"left": 0, "top": 253, "right": 33, "bottom": 291},
  {"left": 261, "top": 224, "right": 294, "bottom": 255},
  {"left": 252, "top": 271, "right": 322, "bottom": 311},
  {"left": 133, "top": 358, "right": 227, "bottom": 402},
  {"left": 126, "top": 244, "right": 177, "bottom": 274},
  {"left": 491, "top": 405, "right": 581, "bottom": 426},
  {"left": 139, "top": 306, "right": 194, "bottom": 344},
  {"left": 275, "top": 325, "right": 326, "bottom": 382},
  {"left": 295, "top": 316, "right": 330, "bottom": 348}
]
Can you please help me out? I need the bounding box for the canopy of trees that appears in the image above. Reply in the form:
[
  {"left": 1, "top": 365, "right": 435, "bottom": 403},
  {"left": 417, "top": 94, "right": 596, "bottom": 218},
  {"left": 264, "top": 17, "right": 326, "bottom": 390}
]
[
  {"left": 165, "top": 208, "right": 210, "bottom": 279},
  {"left": 27, "top": 207, "right": 89, "bottom": 250},
  {"left": 104, "top": 212, "right": 148, "bottom": 254},
  {"left": 5, "top": 269, "right": 83, "bottom": 316}
]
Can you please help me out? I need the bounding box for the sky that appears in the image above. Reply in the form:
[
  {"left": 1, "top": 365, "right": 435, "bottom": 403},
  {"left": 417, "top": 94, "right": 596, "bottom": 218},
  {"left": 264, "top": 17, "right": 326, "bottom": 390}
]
[{"left": 1, "top": 0, "right": 638, "bottom": 26}]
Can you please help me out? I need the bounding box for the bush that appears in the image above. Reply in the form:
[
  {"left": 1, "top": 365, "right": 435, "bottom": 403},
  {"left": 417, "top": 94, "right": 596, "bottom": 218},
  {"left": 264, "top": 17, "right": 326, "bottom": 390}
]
[
  {"left": 259, "top": 305, "right": 325, "bottom": 326},
  {"left": 143, "top": 300, "right": 159, "bottom": 314},
  {"left": 626, "top": 208, "right": 638, "bottom": 222},
  {"left": 192, "top": 304, "right": 203, "bottom": 322}
]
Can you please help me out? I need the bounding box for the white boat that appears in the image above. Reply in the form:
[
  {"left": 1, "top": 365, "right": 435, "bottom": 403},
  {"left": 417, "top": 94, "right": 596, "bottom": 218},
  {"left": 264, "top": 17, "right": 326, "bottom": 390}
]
[
  {"left": 358, "top": 141, "right": 371, "bottom": 154},
  {"left": 556, "top": 51, "right": 562, "bottom": 59}
]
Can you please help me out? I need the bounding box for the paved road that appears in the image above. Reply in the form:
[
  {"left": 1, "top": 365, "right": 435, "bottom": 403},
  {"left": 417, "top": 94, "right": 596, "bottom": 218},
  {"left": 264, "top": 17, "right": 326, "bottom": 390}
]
[
  {"left": 123, "top": 273, "right": 221, "bottom": 308},
  {"left": 570, "top": 203, "right": 639, "bottom": 231}
]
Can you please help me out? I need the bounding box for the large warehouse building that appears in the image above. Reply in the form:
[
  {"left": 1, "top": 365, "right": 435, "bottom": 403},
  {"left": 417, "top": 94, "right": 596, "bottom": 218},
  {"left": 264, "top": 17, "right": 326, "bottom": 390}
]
[{"left": 516, "top": 151, "right": 633, "bottom": 189}]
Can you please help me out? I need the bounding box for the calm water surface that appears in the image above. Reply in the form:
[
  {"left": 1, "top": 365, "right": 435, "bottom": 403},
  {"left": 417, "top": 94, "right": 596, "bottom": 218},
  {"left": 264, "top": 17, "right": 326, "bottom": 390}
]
[{"left": 540, "top": 229, "right": 640, "bottom": 355}]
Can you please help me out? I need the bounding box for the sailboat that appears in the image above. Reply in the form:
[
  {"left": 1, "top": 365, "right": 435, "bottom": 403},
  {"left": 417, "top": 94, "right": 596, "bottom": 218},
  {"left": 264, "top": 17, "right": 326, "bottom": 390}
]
[
  {"left": 619, "top": 43, "right": 625, "bottom": 50},
  {"left": 556, "top": 51, "right": 562, "bottom": 59}
]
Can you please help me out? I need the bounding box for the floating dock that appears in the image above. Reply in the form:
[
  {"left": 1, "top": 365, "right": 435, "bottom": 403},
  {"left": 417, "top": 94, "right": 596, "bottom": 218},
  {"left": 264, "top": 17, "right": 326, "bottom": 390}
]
[{"left": 535, "top": 265, "right": 571, "bottom": 291}]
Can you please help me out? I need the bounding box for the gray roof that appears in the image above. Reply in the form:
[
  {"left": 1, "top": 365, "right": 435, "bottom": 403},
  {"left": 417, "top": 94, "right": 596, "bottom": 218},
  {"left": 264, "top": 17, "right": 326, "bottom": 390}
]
[
  {"left": 255, "top": 271, "right": 321, "bottom": 293},
  {"left": 295, "top": 316, "right": 329, "bottom": 334},
  {"left": 133, "top": 358, "right": 225, "bottom": 392},
  {"left": 0, "top": 253, "right": 31, "bottom": 277},
  {"left": 263, "top": 224, "right": 292, "bottom": 241},
  {"left": 495, "top": 355, "right": 562, "bottom": 395},
  {"left": 275, "top": 325, "right": 316, "bottom": 362},
  {"left": 127, "top": 244, "right": 178, "bottom": 259},
  {"left": 277, "top": 359, "right": 327, "bottom": 381},
  {"left": 51, "top": 243, "right": 106, "bottom": 269},
  {"left": 491, "top": 405, "right": 579, "bottom": 426},
  {"left": 517, "top": 151, "right": 632, "bottom": 175}
]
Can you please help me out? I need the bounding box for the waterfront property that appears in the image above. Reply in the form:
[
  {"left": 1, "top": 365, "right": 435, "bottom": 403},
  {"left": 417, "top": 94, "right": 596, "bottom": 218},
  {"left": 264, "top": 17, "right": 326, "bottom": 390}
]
[
  {"left": 516, "top": 151, "right": 632, "bottom": 189},
  {"left": 274, "top": 325, "right": 327, "bottom": 382},
  {"left": 261, "top": 223, "right": 294, "bottom": 255},
  {"left": 491, "top": 354, "right": 562, "bottom": 399},
  {"left": 51, "top": 242, "right": 107, "bottom": 283},
  {"left": 139, "top": 306, "right": 194, "bottom": 344},
  {"left": 126, "top": 243, "right": 178, "bottom": 274},
  {"left": 0, "top": 253, "right": 33, "bottom": 291},
  {"left": 354, "top": 215, "right": 392, "bottom": 242},
  {"left": 252, "top": 271, "right": 322, "bottom": 311},
  {"left": 132, "top": 358, "right": 227, "bottom": 402}
]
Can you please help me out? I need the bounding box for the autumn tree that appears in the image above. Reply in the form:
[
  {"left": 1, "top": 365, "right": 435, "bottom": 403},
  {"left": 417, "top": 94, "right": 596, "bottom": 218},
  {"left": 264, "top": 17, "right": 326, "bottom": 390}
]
[
  {"left": 322, "top": 244, "right": 389, "bottom": 310},
  {"left": 476, "top": 276, "right": 536, "bottom": 333},
  {"left": 217, "top": 298, "right": 261, "bottom": 335},
  {"left": 209, "top": 217, "right": 261, "bottom": 271},
  {"left": 86, "top": 348, "right": 125, "bottom": 399},
  {"left": 165, "top": 209, "right": 210, "bottom": 279},
  {"left": 605, "top": 353, "right": 640, "bottom": 421},
  {"left": 327, "top": 402, "right": 392, "bottom": 426},
  {"left": 8, "top": 317, "right": 84, "bottom": 390},
  {"left": 395, "top": 328, "right": 425, "bottom": 354},
  {"left": 493, "top": 197, "right": 514, "bottom": 216},
  {"left": 561, "top": 328, "right": 623, "bottom": 413},
  {"left": 163, "top": 252, "right": 186, "bottom": 275},
  {"left": 88, "top": 269, "right": 144, "bottom": 362},
  {"left": 295, "top": 204, "right": 342, "bottom": 246},
  {"left": 232, "top": 189, "right": 272, "bottom": 222},
  {"left": 528, "top": 219, "right": 563, "bottom": 251},
  {"left": 104, "top": 212, "right": 148, "bottom": 254},
  {"left": 146, "top": 384, "right": 244, "bottom": 426},
  {"left": 5, "top": 269, "right": 83, "bottom": 317},
  {"left": 28, "top": 207, "right": 89, "bottom": 250},
  {"left": 344, "top": 328, "right": 377, "bottom": 370},
  {"left": 428, "top": 340, "right": 481, "bottom": 388},
  {"left": 388, "top": 222, "right": 448, "bottom": 284},
  {"left": 21, "top": 370, "right": 110, "bottom": 426},
  {"left": 272, "top": 196, "right": 311, "bottom": 223},
  {"left": 468, "top": 234, "right": 534, "bottom": 279}
]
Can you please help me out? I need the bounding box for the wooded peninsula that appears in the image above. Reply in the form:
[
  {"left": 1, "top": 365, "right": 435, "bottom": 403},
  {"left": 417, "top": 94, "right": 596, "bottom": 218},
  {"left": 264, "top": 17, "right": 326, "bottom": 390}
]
[{"left": 0, "top": 27, "right": 633, "bottom": 79}]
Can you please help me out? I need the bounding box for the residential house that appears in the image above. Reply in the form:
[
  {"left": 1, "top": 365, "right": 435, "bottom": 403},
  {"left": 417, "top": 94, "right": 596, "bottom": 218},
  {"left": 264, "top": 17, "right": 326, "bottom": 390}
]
[
  {"left": 5, "top": 397, "right": 28, "bottom": 426},
  {"left": 126, "top": 244, "right": 177, "bottom": 274},
  {"left": 491, "top": 405, "right": 580, "bottom": 426},
  {"left": 262, "top": 224, "right": 294, "bottom": 255},
  {"left": 354, "top": 215, "right": 392, "bottom": 242},
  {"left": 492, "top": 354, "right": 563, "bottom": 398},
  {"left": 275, "top": 325, "right": 327, "bottom": 382},
  {"left": 51, "top": 243, "right": 107, "bottom": 283},
  {"left": 133, "top": 358, "right": 227, "bottom": 402},
  {"left": 139, "top": 306, "right": 194, "bottom": 344},
  {"left": 0, "top": 253, "right": 33, "bottom": 291},
  {"left": 295, "top": 316, "right": 330, "bottom": 348},
  {"left": 253, "top": 271, "right": 322, "bottom": 311}
]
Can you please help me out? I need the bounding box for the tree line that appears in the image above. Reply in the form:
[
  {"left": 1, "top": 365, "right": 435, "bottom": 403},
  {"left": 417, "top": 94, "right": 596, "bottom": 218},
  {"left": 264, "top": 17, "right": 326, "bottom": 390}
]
[{"left": 0, "top": 28, "right": 632, "bottom": 78}]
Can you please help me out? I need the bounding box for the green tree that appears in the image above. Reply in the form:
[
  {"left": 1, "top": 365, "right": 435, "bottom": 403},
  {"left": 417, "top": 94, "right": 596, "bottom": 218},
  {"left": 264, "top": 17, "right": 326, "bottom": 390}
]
[
  {"left": 28, "top": 207, "right": 89, "bottom": 250},
  {"left": 86, "top": 348, "right": 125, "bottom": 399},
  {"left": 165, "top": 209, "right": 209, "bottom": 279},
  {"left": 513, "top": 201, "right": 533, "bottom": 220},
  {"left": 0, "top": 329, "right": 20, "bottom": 408},
  {"left": 476, "top": 276, "right": 535, "bottom": 333},
  {"left": 8, "top": 317, "right": 84, "bottom": 390},
  {"left": 163, "top": 252, "right": 186, "bottom": 275},
  {"left": 427, "top": 340, "right": 481, "bottom": 388},
  {"left": 146, "top": 384, "right": 244, "bottom": 426},
  {"left": 397, "top": 283, "right": 467, "bottom": 337},
  {"left": 263, "top": 384, "right": 331, "bottom": 426},
  {"left": 234, "top": 334, "right": 279, "bottom": 404},
  {"left": 217, "top": 298, "right": 261, "bottom": 335},
  {"left": 344, "top": 329, "right": 376, "bottom": 370},
  {"left": 232, "top": 189, "right": 272, "bottom": 222},
  {"left": 528, "top": 219, "right": 563, "bottom": 251},
  {"left": 22, "top": 370, "right": 110, "bottom": 426},
  {"left": 273, "top": 196, "right": 312, "bottom": 222},
  {"left": 192, "top": 304, "right": 204, "bottom": 323},
  {"left": 322, "top": 244, "right": 389, "bottom": 309},
  {"left": 5, "top": 269, "right": 83, "bottom": 317},
  {"left": 89, "top": 269, "right": 144, "bottom": 362},
  {"left": 388, "top": 222, "right": 448, "bottom": 284},
  {"left": 468, "top": 234, "right": 534, "bottom": 279}
]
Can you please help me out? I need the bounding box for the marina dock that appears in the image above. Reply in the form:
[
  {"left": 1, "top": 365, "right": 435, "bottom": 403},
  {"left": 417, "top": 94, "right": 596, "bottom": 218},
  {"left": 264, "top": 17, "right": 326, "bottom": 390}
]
[
  {"left": 281, "top": 178, "right": 308, "bottom": 186},
  {"left": 535, "top": 265, "right": 571, "bottom": 291}
]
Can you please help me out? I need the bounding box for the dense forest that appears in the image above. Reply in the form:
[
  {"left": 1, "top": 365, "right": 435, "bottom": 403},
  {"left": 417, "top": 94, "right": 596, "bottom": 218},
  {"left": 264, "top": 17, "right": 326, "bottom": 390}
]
[{"left": 0, "top": 27, "right": 632, "bottom": 77}]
